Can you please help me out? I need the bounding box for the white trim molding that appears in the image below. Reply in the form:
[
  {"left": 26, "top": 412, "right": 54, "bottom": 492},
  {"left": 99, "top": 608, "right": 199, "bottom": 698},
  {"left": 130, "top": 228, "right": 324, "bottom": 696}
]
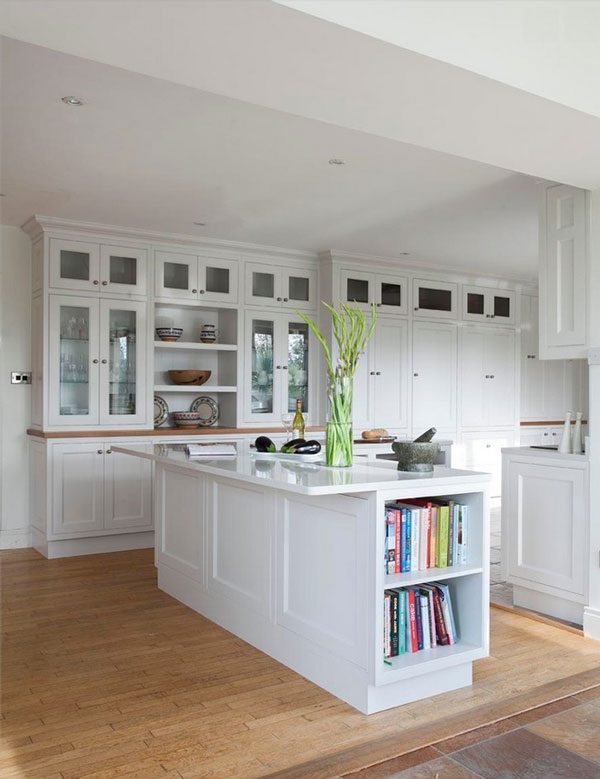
[
  {"left": 0, "top": 528, "right": 32, "bottom": 549},
  {"left": 584, "top": 606, "right": 600, "bottom": 642}
]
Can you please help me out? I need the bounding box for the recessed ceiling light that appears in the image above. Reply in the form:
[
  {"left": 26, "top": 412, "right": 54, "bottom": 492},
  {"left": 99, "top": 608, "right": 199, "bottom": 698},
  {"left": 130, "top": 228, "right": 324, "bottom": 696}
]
[
  {"left": 400, "top": 251, "right": 410, "bottom": 256},
  {"left": 61, "top": 96, "right": 84, "bottom": 106},
  {"left": 193, "top": 221, "right": 206, "bottom": 226},
  {"left": 328, "top": 158, "right": 345, "bottom": 166}
]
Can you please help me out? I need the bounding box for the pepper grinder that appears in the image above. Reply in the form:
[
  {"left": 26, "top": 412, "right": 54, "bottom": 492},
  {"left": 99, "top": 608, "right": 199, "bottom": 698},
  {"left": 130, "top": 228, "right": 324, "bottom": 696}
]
[
  {"left": 572, "top": 411, "right": 583, "bottom": 454},
  {"left": 559, "top": 411, "right": 572, "bottom": 454}
]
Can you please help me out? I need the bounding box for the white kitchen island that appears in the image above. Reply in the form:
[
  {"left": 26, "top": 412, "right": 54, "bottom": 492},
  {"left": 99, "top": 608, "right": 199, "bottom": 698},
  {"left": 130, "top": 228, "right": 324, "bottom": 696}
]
[{"left": 114, "top": 443, "right": 490, "bottom": 714}]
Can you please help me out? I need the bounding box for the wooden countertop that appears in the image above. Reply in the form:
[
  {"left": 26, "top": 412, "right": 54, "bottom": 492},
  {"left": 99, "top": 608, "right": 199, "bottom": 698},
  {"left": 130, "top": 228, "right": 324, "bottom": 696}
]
[
  {"left": 27, "top": 426, "right": 326, "bottom": 439},
  {"left": 520, "top": 420, "right": 587, "bottom": 426}
]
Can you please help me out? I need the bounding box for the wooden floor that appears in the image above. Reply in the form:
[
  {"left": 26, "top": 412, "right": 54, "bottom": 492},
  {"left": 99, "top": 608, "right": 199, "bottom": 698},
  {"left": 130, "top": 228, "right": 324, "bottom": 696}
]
[{"left": 2, "top": 549, "right": 600, "bottom": 779}]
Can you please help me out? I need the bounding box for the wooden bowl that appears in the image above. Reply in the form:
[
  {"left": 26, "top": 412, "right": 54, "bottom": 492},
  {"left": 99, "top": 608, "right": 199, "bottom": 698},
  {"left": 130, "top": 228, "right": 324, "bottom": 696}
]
[{"left": 168, "top": 369, "right": 211, "bottom": 386}]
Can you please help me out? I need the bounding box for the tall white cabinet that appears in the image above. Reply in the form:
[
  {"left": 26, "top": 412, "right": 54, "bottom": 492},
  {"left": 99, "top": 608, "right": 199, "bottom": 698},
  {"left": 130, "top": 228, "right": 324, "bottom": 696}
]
[{"left": 412, "top": 321, "right": 457, "bottom": 432}]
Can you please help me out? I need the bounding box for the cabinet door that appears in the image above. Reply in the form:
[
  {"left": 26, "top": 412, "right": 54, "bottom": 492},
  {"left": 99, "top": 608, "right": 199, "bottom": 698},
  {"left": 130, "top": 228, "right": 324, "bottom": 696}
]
[
  {"left": 521, "top": 295, "right": 545, "bottom": 420},
  {"left": 52, "top": 443, "right": 104, "bottom": 535},
  {"left": 540, "top": 184, "right": 587, "bottom": 359},
  {"left": 485, "top": 328, "right": 516, "bottom": 427},
  {"left": 155, "top": 251, "right": 198, "bottom": 300},
  {"left": 282, "top": 317, "right": 312, "bottom": 418},
  {"left": 352, "top": 344, "right": 373, "bottom": 431},
  {"left": 412, "top": 321, "right": 457, "bottom": 429},
  {"left": 99, "top": 245, "right": 147, "bottom": 296},
  {"left": 340, "top": 269, "right": 372, "bottom": 310},
  {"left": 104, "top": 443, "right": 153, "bottom": 530},
  {"left": 375, "top": 273, "right": 407, "bottom": 315},
  {"left": 48, "top": 295, "right": 100, "bottom": 426},
  {"left": 198, "top": 258, "right": 238, "bottom": 303},
  {"left": 245, "top": 263, "right": 280, "bottom": 307},
  {"left": 49, "top": 238, "right": 100, "bottom": 292},
  {"left": 373, "top": 318, "right": 409, "bottom": 429},
  {"left": 463, "top": 286, "right": 487, "bottom": 323},
  {"left": 413, "top": 279, "right": 457, "bottom": 320},
  {"left": 99, "top": 300, "right": 147, "bottom": 426},
  {"left": 283, "top": 269, "right": 317, "bottom": 311},
  {"left": 459, "top": 327, "right": 487, "bottom": 427},
  {"left": 489, "top": 290, "right": 515, "bottom": 325},
  {"left": 245, "top": 311, "right": 281, "bottom": 422},
  {"left": 506, "top": 459, "right": 586, "bottom": 596}
]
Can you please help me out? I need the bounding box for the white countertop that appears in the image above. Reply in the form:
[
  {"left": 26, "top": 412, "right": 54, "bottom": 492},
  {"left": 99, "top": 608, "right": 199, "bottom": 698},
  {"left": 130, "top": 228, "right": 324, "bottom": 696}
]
[
  {"left": 502, "top": 446, "right": 589, "bottom": 462},
  {"left": 113, "top": 443, "right": 489, "bottom": 496}
]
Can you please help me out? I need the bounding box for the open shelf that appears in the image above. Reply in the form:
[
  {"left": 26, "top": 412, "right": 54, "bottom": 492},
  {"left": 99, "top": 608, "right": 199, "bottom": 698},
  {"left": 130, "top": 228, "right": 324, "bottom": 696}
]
[
  {"left": 154, "top": 385, "right": 237, "bottom": 393},
  {"left": 154, "top": 341, "right": 237, "bottom": 352},
  {"left": 383, "top": 564, "right": 483, "bottom": 590},
  {"left": 381, "top": 640, "right": 484, "bottom": 681}
]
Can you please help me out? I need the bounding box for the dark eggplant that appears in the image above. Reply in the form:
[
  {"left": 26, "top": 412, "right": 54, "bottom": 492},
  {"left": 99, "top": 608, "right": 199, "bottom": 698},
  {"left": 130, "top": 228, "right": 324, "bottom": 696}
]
[
  {"left": 283, "top": 439, "right": 321, "bottom": 455},
  {"left": 254, "top": 435, "right": 276, "bottom": 453},
  {"left": 280, "top": 438, "right": 305, "bottom": 453}
]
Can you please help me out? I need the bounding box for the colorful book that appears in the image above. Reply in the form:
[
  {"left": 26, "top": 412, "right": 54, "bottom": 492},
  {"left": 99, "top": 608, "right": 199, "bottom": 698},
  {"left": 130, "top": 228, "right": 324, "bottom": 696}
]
[
  {"left": 394, "top": 509, "right": 401, "bottom": 573},
  {"left": 402, "top": 509, "right": 411, "bottom": 573},
  {"left": 430, "top": 506, "right": 438, "bottom": 567},
  {"left": 431, "top": 586, "right": 450, "bottom": 645},
  {"left": 397, "top": 589, "right": 406, "bottom": 655},
  {"left": 419, "top": 592, "right": 431, "bottom": 650},
  {"left": 420, "top": 585, "right": 437, "bottom": 647},
  {"left": 436, "top": 583, "right": 457, "bottom": 645},
  {"left": 385, "top": 508, "right": 396, "bottom": 574},
  {"left": 410, "top": 509, "right": 420, "bottom": 572},
  {"left": 407, "top": 589, "right": 418, "bottom": 653},
  {"left": 447, "top": 500, "right": 455, "bottom": 566},
  {"left": 459, "top": 505, "right": 468, "bottom": 564},
  {"left": 390, "top": 589, "right": 399, "bottom": 656},
  {"left": 452, "top": 504, "right": 460, "bottom": 566},
  {"left": 419, "top": 508, "right": 429, "bottom": 570},
  {"left": 438, "top": 504, "right": 450, "bottom": 568},
  {"left": 384, "top": 592, "right": 391, "bottom": 657}
]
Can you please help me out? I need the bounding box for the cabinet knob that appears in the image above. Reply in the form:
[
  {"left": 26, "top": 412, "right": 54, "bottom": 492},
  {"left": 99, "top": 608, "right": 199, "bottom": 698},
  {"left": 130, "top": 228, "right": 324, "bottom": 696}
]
[
  {"left": 486, "top": 444, "right": 492, "bottom": 448},
  {"left": 375, "top": 371, "right": 381, "bottom": 376},
  {"left": 192, "top": 289, "right": 198, "bottom": 294},
  {"left": 486, "top": 314, "right": 491, "bottom": 318},
  {"left": 101, "top": 359, "right": 107, "bottom": 364},
  {"left": 413, "top": 372, "right": 419, "bottom": 377},
  {"left": 282, "top": 365, "right": 288, "bottom": 370},
  {"left": 101, "top": 281, "right": 108, "bottom": 286},
  {"left": 370, "top": 371, "right": 375, "bottom": 376},
  {"left": 485, "top": 374, "right": 490, "bottom": 379},
  {"left": 106, "top": 449, "right": 112, "bottom": 454},
  {"left": 490, "top": 374, "right": 495, "bottom": 379},
  {"left": 276, "top": 365, "right": 281, "bottom": 369},
  {"left": 92, "top": 359, "right": 99, "bottom": 364},
  {"left": 283, "top": 297, "right": 289, "bottom": 302},
  {"left": 97, "top": 449, "right": 103, "bottom": 454},
  {"left": 199, "top": 289, "right": 205, "bottom": 294},
  {"left": 93, "top": 280, "right": 99, "bottom": 285},
  {"left": 414, "top": 307, "right": 419, "bottom": 311},
  {"left": 277, "top": 297, "right": 282, "bottom": 302},
  {"left": 376, "top": 303, "right": 382, "bottom": 307}
]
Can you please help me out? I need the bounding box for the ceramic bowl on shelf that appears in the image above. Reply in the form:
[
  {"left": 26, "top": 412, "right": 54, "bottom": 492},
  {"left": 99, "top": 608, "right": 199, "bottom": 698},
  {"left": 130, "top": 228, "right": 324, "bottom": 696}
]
[
  {"left": 156, "top": 327, "right": 183, "bottom": 342},
  {"left": 168, "top": 369, "right": 211, "bottom": 386},
  {"left": 172, "top": 411, "right": 202, "bottom": 428}
]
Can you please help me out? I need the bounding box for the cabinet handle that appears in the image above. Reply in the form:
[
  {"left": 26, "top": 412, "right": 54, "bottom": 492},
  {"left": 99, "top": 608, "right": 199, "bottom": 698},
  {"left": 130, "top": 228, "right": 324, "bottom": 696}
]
[
  {"left": 277, "top": 297, "right": 282, "bottom": 302},
  {"left": 199, "top": 289, "right": 205, "bottom": 294},
  {"left": 283, "top": 297, "right": 289, "bottom": 302},
  {"left": 543, "top": 432, "right": 549, "bottom": 437},
  {"left": 491, "top": 314, "right": 496, "bottom": 318},
  {"left": 376, "top": 303, "right": 382, "bottom": 307},
  {"left": 486, "top": 444, "right": 491, "bottom": 448},
  {"left": 375, "top": 371, "right": 381, "bottom": 376},
  {"left": 485, "top": 374, "right": 490, "bottom": 379},
  {"left": 192, "top": 289, "right": 198, "bottom": 294},
  {"left": 413, "top": 372, "right": 419, "bottom": 377},
  {"left": 101, "top": 281, "right": 108, "bottom": 286},
  {"left": 282, "top": 365, "right": 288, "bottom": 370},
  {"left": 276, "top": 365, "right": 281, "bottom": 370},
  {"left": 370, "top": 371, "right": 375, "bottom": 375},
  {"left": 101, "top": 359, "right": 107, "bottom": 364},
  {"left": 106, "top": 449, "right": 112, "bottom": 454},
  {"left": 414, "top": 307, "right": 419, "bottom": 311},
  {"left": 486, "top": 314, "right": 491, "bottom": 318},
  {"left": 490, "top": 374, "right": 495, "bottom": 379},
  {"left": 93, "top": 280, "right": 99, "bottom": 285},
  {"left": 92, "top": 359, "right": 99, "bottom": 364},
  {"left": 97, "top": 449, "right": 103, "bottom": 454}
]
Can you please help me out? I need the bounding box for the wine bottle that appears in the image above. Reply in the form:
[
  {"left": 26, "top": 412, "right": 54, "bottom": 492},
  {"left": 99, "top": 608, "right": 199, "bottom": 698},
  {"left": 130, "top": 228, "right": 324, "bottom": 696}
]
[
  {"left": 413, "top": 427, "right": 437, "bottom": 443},
  {"left": 292, "top": 398, "right": 305, "bottom": 439}
]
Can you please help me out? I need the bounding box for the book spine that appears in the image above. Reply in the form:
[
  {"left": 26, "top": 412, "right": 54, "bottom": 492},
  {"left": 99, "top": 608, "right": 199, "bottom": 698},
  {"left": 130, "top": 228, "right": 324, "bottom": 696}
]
[
  {"left": 426, "top": 504, "right": 432, "bottom": 568},
  {"left": 407, "top": 589, "right": 418, "bottom": 652},
  {"left": 420, "top": 592, "right": 431, "bottom": 650},
  {"left": 448, "top": 501, "right": 455, "bottom": 567},
  {"left": 398, "top": 590, "right": 406, "bottom": 654},
  {"left": 439, "top": 506, "right": 449, "bottom": 568},
  {"left": 384, "top": 592, "right": 391, "bottom": 657},
  {"left": 403, "top": 509, "right": 411, "bottom": 573},
  {"left": 430, "top": 506, "right": 438, "bottom": 568},
  {"left": 460, "top": 505, "right": 468, "bottom": 564},
  {"left": 453, "top": 504, "right": 460, "bottom": 566},
  {"left": 432, "top": 587, "right": 450, "bottom": 645},
  {"left": 412, "top": 588, "right": 424, "bottom": 650},
  {"left": 419, "top": 508, "right": 429, "bottom": 570},
  {"left": 410, "top": 510, "right": 419, "bottom": 572},
  {"left": 395, "top": 509, "right": 401, "bottom": 574},
  {"left": 391, "top": 590, "right": 399, "bottom": 656},
  {"left": 428, "top": 589, "right": 437, "bottom": 647},
  {"left": 439, "top": 583, "right": 457, "bottom": 645},
  {"left": 437, "top": 585, "right": 455, "bottom": 646}
]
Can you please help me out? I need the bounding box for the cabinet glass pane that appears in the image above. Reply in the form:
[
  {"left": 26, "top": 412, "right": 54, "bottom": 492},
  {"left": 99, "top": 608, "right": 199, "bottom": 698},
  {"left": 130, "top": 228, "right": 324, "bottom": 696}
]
[
  {"left": 380, "top": 282, "right": 401, "bottom": 307},
  {"left": 164, "top": 262, "right": 189, "bottom": 290},
  {"left": 60, "top": 250, "right": 90, "bottom": 281},
  {"left": 418, "top": 286, "right": 452, "bottom": 311},
  {"left": 288, "top": 322, "right": 309, "bottom": 413},
  {"left": 467, "top": 292, "right": 485, "bottom": 315},
  {"left": 109, "top": 255, "right": 137, "bottom": 286},
  {"left": 251, "top": 320, "right": 274, "bottom": 414},
  {"left": 59, "top": 306, "right": 90, "bottom": 416},
  {"left": 206, "top": 266, "right": 230, "bottom": 294},
  {"left": 494, "top": 295, "right": 511, "bottom": 318},
  {"left": 109, "top": 309, "right": 137, "bottom": 416},
  {"left": 346, "top": 277, "right": 369, "bottom": 304},
  {"left": 289, "top": 276, "right": 309, "bottom": 302},
  {"left": 252, "top": 272, "right": 275, "bottom": 299}
]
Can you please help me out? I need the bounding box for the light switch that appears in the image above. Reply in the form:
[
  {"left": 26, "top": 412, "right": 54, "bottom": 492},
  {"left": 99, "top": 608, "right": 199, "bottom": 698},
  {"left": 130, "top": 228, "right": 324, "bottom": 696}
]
[{"left": 11, "top": 372, "right": 32, "bottom": 384}]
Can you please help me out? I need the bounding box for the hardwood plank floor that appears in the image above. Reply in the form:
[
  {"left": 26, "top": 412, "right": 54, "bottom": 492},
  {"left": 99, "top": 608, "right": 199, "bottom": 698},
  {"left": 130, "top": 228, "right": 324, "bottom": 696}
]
[{"left": 2, "top": 548, "right": 600, "bottom": 778}]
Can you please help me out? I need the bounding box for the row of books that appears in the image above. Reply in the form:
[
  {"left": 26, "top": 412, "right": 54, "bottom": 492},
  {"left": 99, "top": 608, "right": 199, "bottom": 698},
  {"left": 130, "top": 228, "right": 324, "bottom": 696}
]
[
  {"left": 383, "top": 583, "right": 457, "bottom": 658},
  {"left": 384, "top": 499, "right": 469, "bottom": 574}
]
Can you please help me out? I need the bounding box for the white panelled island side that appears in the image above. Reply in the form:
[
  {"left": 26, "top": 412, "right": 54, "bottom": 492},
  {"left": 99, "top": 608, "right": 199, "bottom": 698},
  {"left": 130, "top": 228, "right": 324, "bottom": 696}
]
[{"left": 115, "top": 443, "right": 490, "bottom": 714}]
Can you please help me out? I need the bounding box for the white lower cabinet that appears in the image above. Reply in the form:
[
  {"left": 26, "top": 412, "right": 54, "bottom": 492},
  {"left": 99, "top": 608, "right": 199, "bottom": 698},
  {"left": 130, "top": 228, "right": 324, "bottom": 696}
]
[
  {"left": 104, "top": 443, "right": 153, "bottom": 530},
  {"left": 52, "top": 442, "right": 105, "bottom": 534},
  {"left": 412, "top": 321, "right": 457, "bottom": 430}
]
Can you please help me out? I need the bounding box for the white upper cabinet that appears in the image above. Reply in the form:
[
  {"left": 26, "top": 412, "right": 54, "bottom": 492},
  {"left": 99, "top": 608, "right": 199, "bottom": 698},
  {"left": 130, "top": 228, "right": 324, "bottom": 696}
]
[
  {"left": 50, "top": 239, "right": 147, "bottom": 296},
  {"left": 539, "top": 184, "right": 588, "bottom": 359},
  {"left": 462, "top": 285, "right": 515, "bottom": 325},
  {"left": 340, "top": 269, "right": 407, "bottom": 315},
  {"left": 412, "top": 321, "right": 457, "bottom": 430},
  {"left": 412, "top": 279, "right": 458, "bottom": 320},
  {"left": 460, "top": 326, "right": 516, "bottom": 428},
  {"left": 155, "top": 251, "right": 238, "bottom": 303},
  {"left": 245, "top": 263, "right": 316, "bottom": 309}
]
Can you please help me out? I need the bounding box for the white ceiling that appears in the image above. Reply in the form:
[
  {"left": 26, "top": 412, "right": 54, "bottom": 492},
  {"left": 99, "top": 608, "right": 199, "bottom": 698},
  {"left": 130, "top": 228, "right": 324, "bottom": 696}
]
[{"left": 1, "top": 38, "right": 544, "bottom": 280}]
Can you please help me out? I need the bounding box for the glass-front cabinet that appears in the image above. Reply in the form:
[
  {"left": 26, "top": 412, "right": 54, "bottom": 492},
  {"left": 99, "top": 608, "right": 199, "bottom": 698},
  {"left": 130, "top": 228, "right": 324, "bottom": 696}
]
[
  {"left": 245, "top": 311, "right": 313, "bottom": 423},
  {"left": 49, "top": 239, "right": 147, "bottom": 295},
  {"left": 245, "top": 263, "right": 316, "bottom": 309},
  {"left": 340, "top": 269, "right": 407, "bottom": 315},
  {"left": 412, "top": 278, "right": 458, "bottom": 320},
  {"left": 155, "top": 251, "right": 238, "bottom": 303},
  {"left": 48, "top": 295, "right": 147, "bottom": 427},
  {"left": 463, "top": 285, "right": 515, "bottom": 325}
]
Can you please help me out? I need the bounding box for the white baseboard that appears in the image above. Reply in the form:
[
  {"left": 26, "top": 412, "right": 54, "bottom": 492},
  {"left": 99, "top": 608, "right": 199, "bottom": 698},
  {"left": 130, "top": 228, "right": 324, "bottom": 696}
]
[
  {"left": 0, "top": 528, "right": 32, "bottom": 549},
  {"left": 583, "top": 607, "right": 600, "bottom": 642},
  {"left": 34, "top": 531, "right": 155, "bottom": 559}
]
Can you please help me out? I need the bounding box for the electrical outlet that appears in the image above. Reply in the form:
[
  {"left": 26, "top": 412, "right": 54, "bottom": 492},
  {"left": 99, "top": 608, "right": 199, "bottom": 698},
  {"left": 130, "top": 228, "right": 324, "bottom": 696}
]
[{"left": 11, "top": 372, "right": 32, "bottom": 385}]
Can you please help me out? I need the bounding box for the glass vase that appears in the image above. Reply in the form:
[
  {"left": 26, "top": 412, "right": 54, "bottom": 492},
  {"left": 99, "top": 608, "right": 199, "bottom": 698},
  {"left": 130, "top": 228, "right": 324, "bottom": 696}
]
[{"left": 326, "top": 375, "right": 353, "bottom": 467}]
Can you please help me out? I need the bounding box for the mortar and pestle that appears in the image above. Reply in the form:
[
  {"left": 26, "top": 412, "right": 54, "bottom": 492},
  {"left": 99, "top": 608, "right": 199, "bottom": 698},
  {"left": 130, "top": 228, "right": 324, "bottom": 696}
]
[{"left": 392, "top": 427, "right": 439, "bottom": 473}]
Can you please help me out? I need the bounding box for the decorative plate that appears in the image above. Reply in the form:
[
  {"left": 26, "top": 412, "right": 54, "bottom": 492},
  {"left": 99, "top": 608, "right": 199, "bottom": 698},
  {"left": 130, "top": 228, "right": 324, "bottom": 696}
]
[
  {"left": 154, "top": 395, "right": 169, "bottom": 427},
  {"left": 190, "top": 396, "right": 219, "bottom": 426}
]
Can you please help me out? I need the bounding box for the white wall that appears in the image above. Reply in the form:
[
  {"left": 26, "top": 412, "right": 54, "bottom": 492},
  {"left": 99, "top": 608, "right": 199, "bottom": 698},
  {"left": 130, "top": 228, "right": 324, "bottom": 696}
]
[{"left": 0, "top": 225, "right": 31, "bottom": 547}]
